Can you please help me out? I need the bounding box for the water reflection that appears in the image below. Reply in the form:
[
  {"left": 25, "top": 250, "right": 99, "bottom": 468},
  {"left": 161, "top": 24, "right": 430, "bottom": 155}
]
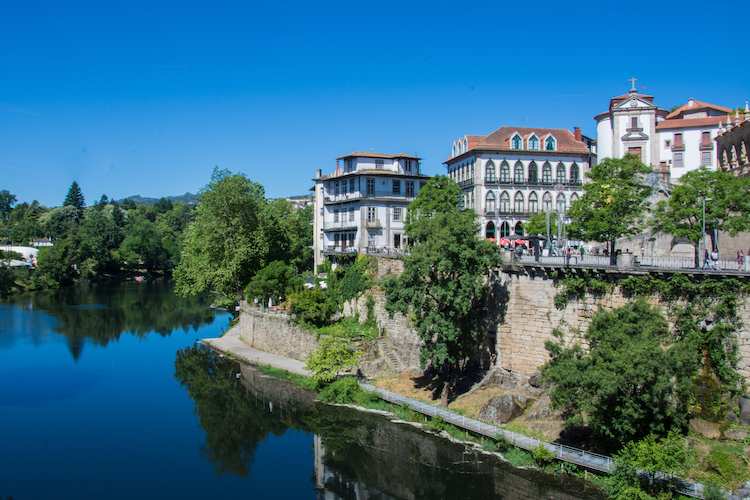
[
  {"left": 175, "top": 345, "right": 604, "bottom": 500},
  {"left": 3, "top": 280, "right": 217, "bottom": 359}
]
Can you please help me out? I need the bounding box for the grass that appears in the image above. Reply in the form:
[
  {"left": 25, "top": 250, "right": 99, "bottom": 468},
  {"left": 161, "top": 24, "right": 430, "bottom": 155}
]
[
  {"left": 256, "top": 364, "right": 318, "bottom": 391},
  {"left": 306, "top": 317, "right": 379, "bottom": 341},
  {"left": 503, "top": 447, "right": 535, "bottom": 468}
]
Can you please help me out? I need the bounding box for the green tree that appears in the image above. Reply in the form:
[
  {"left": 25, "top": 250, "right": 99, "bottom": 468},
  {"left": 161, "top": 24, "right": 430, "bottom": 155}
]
[
  {"left": 44, "top": 205, "right": 80, "bottom": 240},
  {"left": 567, "top": 155, "right": 651, "bottom": 264},
  {"left": 0, "top": 189, "right": 17, "bottom": 218},
  {"left": 304, "top": 336, "right": 362, "bottom": 383},
  {"left": 116, "top": 216, "right": 169, "bottom": 273},
  {"left": 245, "top": 260, "right": 303, "bottom": 303},
  {"left": 264, "top": 198, "right": 313, "bottom": 272},
  {"left": 95, "top": 194, "right": 109, "bottom": 211},
  {"left": 287, "top": 288, "right": 335, "bottom": 327},
  {"left": 174, "top": 167, "right": 268, "bottom": 298},
  {"left": 153, "top": 197, "right": 173, "bottom": 214},
  {"left": 385, "top": 176, "right": 501, "bottom": 405},
  {"left": 63, "top": 181, "right": 85, "bottom": 210},
  {"left": 651, "top": 167, "right": 750, "bottom": 268},
  {"left": 541, "top": 299, "right": 693, "bottom": 447},
  {"left": 522, "top": 211, "right": 558, "bottom": 239}
]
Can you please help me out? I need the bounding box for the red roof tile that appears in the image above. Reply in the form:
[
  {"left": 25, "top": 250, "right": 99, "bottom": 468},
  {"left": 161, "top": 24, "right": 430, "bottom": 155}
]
[
  {"left": 335, "top": 151, "right": 420, "bottom": 160},
  {"left": 655, "top": 116, "right": 729, "bottom": 131},
  {"left": 666, "top": 99, "right": 733, "bottom": 119}
]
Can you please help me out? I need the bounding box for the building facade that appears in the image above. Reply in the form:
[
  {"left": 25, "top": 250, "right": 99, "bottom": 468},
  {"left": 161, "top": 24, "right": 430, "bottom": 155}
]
[
  {"left": 716, "top": 105, "right": 750, "bottom": 176},
  {"left": 312, "top": 152, "right": 429, "bottom": 271},
  {"left": 445, "top": 126, "right": 595, "bottom": 241}
]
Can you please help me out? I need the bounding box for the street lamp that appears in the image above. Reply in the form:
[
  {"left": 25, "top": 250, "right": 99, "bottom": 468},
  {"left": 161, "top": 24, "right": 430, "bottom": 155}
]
[{"left": 702, "top": 197, "right": 713, "bottom": 269}]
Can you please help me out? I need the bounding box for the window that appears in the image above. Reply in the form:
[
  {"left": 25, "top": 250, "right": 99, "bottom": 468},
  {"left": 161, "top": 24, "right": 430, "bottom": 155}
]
[
  {"left": 346, "top": 159, "right": 353, "bottom": 172},
  {"left": 419, "top": 181, "right": 426, "bottom": 190},
  {"left": 542, "top": 162, "right": 552, "bottom": 184},
  {"left": 500, "top": 161, "right": 510, "bottom": 183},
  {"left": 701, "top": 131, "right": 711, "bottom": 147},
  {"left": 366, "top": 178, "right": 375, "bottom": 195},
  {"left": 570, "top": 163, "right": 580, "bottom": 184},
  {"left": 334, "top": 182, "right": 340, "bottom": 195},
  {"left": 334, "top": 209, "right": 339, "bottom": 223},
  {"left": 628, "top": 147, "right": 642, "bottom": 159},
  {"left": 702, "top": 151, "right": 711, "bottom": 166},
  {"left": 471, "top": 160, "right": 474, "bottom": 178},
  {"left": 512, "top": 134, "right": 522, "bottom": 149},
  {"left": 485, "top": 221, "right": 495, "bottom": 239},
  {"left": 674, "top": 133, "right": 684, "bottom": 148},
  {"left": 545, "top": 136, "right": 556, "bottom": 151},
  {"left": 557, "top": 193, "right": 566, "bottom": 212},
  {"left": 367, "top": 206, "right": 376, "bottom": 221},
  {"left": 528, "top": 192, "right": 538, "bottom": 214},
  {"left": 514, "top": 192, "right": 524, "bottom": 213},
  {"left": 542, "top": 191, "right": 552, "bottom": 211},
  {"left": 393, "top": 180, "right": 400, "bottom": 194},
  {"left": 393, "top": 207, "right": 402, "bottom": 221},
  {"left": 514, "top": 161, "right": 524, "bottom": 183},
  {"left": 631, "top": 117, "right": 638, "bottom": 128},
  {"left": 514, "top": 222, "right": 524, "bottom": 236},
  {"left": 375, "top": 159, "right": 384, "bottom": 169},
  {"left": 500, "top": 222, "right": 510, "bottom": 237},
  {"left": 570, "top": 193, "right": 579, "bottom": 205},
  {"left": 485, "top": 191, "right": 496, "bottom": 213},
  {"left": 405, "top": 160, "right": 412, "bottom": 172},
  {"left": 674, "top": 153, "right": 683, "bottom": 167},
  {"left": 528, "top": 135, "right": 539, "bottom": 150},
  {"left": 349, "top": 178, "right": 355, "bottom": 192},
  {"left": 665, "top": 139, "right": 672, "bottom": 148},
  {"left": 394, "top": 233, "right": 401, "bottom": 248},
  {"left": 349, "top": 207, "right": 355, "bottom": 221},
  {"left": 499, "top": 191, "right": 510, "bottom": 213},
  {"left": 406, "top": 181, "right": 414, "bottom": 197},
  {"left": 342, "top": 179, "right": 347, "bottom": 194},
  {"left": 528, "top": 161, "right": 538, "bottom": 183},
  {"left": 485, "top": 160, "right": 496, "bottom": 182},
  {"left": 556, "top": 162, "right": 566, "bottom": 184}
]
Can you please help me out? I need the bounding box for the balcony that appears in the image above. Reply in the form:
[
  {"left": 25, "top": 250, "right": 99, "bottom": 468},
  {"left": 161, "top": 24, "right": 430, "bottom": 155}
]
[
  {"left": 568, "top": 179, "right": 582, "bottom": 187},
  {"left": 324, "top": 193, "right": 362, "bottom": 204},
  {"left": 458, "top": 179, "right": 475, "bottom": 189},
  {"left": 323, "top": 220, "right": 359, "bottom": 231},
  {"left": 366, "top": 219, "right": 381, "bottom": 229}
]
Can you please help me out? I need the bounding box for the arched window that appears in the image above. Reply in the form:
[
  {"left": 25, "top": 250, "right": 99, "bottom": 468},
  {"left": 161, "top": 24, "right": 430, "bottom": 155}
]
[
  {"left": 485, "top": 160, "right": 496, "bottom": 182},
  {"left": 485, "top": 221, "right": 495, "bottom": 240},
  {"left": 485, "top": 191, "right": 496, "bottom": 213},
  {"left": 556, "top": 162, "right": 566, "bottom": 184},
  {"left": 542, "top": 191, "right": 552, "bottom": 211},
  {"left": 500, "top": 221, "right": 510, "bottom": 237},
  {"left": 528, "top": 161, "right": 538, "bottom": 183},
  {"left": 570, "top": 163, "right": 580, "bottom": 184},
  {"left": 514, "top": 161, "right": 524, "bottom": 183},
  {"left": 528, "top": 192, "right": 539, "bottom": 214},
  {"left": 557, "top": 193, "right": 566, "bottom": 212},
  {"left": 545, "top": 136, "right": 556, "bottom": 151},
  {"left": 453, "top": 144, "right": 457, "bottom": 157},
  {"left": 514, "top": 192, "right": 524, "bottom": 213},
  {"left": 570, "top": 193, "right": 579, "bottom": 205},
  {"left": 514, "top": 221, "right": 524, "bottom": 235},
  {"left": 500, "top": 161, "right": 510, "bottom": 183},
  {"left": 471, "top": 160, "right": 475, "bottom": 178},
  {"left": 528, "top": 135, "right": 539, "bottom": 150},
  {"left": 512, "top": 134, "right": 522, "bottom": 149},
  {"left": 499, "top": 191, "right": 510, "bottom": 213},
  {"left": 542, "top": 162, "right": 552, "bottom": 184}
]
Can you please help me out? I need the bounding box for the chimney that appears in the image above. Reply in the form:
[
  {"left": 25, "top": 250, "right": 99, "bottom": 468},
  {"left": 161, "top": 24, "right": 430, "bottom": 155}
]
[
  {"left": 316, "top": 169, "right": 322, "bottom": 177},
  {"left": 574, "top": 127, "right": 582, "bottom": 142}
]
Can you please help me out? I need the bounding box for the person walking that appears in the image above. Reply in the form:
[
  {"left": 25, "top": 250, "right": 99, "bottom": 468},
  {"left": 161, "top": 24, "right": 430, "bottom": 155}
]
[
  {"left": 703, "top": 249, "right": 711, "bottom": 270},
  {"left": 711, "top": 249, "right": 719, "bottom": 270},
  {"left": 738, "top": 250, "right": 745, "bottom": 270}
]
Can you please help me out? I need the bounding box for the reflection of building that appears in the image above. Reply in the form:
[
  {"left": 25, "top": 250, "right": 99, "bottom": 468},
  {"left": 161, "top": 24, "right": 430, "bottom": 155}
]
[
  {"left": 312, "top": 152, "right": 429, "bottom": 271},
  {"left": 596, "top": 80, "right": 732, "bottom": 182},
  {"left": 445, "top": 127, "right": 594, "bottom": 241},
  {"left": 716, "top": 105, "right": 750, "bottom": 176}
]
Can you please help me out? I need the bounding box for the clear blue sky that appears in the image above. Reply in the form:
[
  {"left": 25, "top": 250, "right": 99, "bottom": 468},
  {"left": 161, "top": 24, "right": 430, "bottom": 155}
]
[{"left": 1, "top": 0, "right": 747, "bottom": 207}]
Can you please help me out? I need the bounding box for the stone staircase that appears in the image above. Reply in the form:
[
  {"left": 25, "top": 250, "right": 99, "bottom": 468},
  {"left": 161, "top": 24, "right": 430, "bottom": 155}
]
[{"left": 379, "top": 340, "right": 407, "bottom": 374}]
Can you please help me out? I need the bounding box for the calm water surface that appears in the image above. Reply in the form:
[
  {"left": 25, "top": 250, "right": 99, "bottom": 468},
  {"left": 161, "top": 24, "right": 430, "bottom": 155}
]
[{"left": 0, "top": 280, "right": 602, "bottom": 500}]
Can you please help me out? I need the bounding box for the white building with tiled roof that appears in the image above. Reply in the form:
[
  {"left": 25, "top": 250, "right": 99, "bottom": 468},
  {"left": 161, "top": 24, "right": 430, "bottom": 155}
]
[
  {"left": 445, "top": 126, "right": 595, "bottom": 241},
  {"left": 312, "top": 152, "right": 429, "bottom": 271}
]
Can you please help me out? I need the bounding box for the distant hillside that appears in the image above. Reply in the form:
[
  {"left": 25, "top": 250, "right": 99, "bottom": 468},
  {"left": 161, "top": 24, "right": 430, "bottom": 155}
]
[{"left": 116, "top": 193, "right": 198, "bottom": 206}]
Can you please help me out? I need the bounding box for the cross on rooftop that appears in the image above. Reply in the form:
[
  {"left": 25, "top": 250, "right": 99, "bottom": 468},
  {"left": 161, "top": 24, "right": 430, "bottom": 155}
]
[{"left": 629, "top": 77, "right": 638, "bottom": 91}]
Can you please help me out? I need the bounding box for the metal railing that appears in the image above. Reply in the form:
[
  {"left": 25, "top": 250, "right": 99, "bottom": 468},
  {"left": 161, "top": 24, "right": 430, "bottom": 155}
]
[{"left": 516, "top": 254, "right": 746, "bottom": 273}]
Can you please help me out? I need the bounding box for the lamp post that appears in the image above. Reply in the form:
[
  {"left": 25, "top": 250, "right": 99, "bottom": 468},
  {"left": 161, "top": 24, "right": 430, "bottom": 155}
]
[{"left": 702, "top": 197, "right": 713, "bottom": 269}]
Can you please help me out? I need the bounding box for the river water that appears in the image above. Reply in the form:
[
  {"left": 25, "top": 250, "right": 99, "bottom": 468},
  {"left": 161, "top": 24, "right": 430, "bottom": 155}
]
[{"left": 0, "top": 280, "right": 602, "bottom": 500}]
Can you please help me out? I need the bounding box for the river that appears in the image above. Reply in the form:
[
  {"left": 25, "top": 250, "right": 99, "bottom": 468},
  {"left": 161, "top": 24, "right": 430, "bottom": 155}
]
[{"left": 0, "top": 280, "right": 603, "bottom": 499}]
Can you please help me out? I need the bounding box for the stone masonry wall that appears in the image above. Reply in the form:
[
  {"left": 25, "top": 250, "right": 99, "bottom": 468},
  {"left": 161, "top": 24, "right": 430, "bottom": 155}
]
[
  {"left": 238, "top": 301, "right": 320, "bottom": 361},
  {"left": 494, "top": 271, "right": 750, "bottom": 387}
]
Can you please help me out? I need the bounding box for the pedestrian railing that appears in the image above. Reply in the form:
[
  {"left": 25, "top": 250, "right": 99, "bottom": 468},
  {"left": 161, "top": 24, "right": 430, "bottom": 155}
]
[
  {"left": 359, "top": 382, "right": 722, "bottom": 499},
  {"left": 517, "top": 254, "right": 746, "bottom": 274}
]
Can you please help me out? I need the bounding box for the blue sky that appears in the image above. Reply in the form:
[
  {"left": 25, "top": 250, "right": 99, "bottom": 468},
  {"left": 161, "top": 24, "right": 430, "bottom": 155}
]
[{"left": 1, "top": 0, "right": 747, "bottom": 207}]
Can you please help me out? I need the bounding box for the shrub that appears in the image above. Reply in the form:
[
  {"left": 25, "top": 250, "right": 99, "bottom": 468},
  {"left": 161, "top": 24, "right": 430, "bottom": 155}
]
[
  {"left": 287, "top": 288, "right": 335, "bottom": 327},
  {"left": 530, "top": 443, "right": 556, "bottom": 466},
  {"left": 425, "top": 415, "right": 446, "bottom": 433},
  {"left": 318, "top": 377, "right": 361, "bottom": 404}
]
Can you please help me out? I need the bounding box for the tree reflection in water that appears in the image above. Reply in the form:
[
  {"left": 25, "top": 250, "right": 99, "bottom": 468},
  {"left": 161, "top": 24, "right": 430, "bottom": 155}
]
[
  {"left": 175, "top": 345, "right": 604, "bottom": 500},
  {"left": 9, "top": 279, "right": 218, "bottom": 359}
]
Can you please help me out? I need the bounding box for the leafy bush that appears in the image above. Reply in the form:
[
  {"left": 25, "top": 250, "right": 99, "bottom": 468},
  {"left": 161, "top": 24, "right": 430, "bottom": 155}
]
[
  {"left": 493, "top": 433, "right": 511, "bottom": 452},
  {"left": 318, "top": 377, "right": 361, "bottom": 404},
  {"left": 304, "top": 336, "right": 362, "bottom": 382},
  {"left": 425, "top": 415, "right": 446, "bottom": 433},
  {"left": 394, "top": 403, "right": 422, "bottom": 422},
  {"left": 503, "top": 448, "right": 534, "bottom": 468},
  {"left": 530, "top": 443, "right": 556, "bottom": 466},
  {"left": 287, "top": 288, "right": 336, "bottom": 328}
]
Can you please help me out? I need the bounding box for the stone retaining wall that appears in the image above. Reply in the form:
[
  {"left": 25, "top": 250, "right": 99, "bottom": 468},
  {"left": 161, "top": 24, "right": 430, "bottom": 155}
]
[{"left": 238, "top": 302, "right": 319, "bottom": 361}]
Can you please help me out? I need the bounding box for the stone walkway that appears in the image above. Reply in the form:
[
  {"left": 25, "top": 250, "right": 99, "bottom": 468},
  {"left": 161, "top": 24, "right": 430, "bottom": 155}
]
[{"left": 202, "top": 326, "right": 311, "bottom": 376}]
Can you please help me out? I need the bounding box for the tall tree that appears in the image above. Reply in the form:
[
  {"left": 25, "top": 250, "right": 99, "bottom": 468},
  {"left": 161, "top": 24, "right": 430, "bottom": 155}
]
[
  {"left": 174, "top": 167, "right": 268, "bottom": 298},
  {"left": 385, "top": 176, "right": 501, "bottom": 405},
  {"left": 63, "top": 181, "right": 85, "bottom": 210},
  {"left": 651, "top": 167, "right": 750, "bottom": 268},
  {"left": 567, "top": 155, "right": 651, "bottom": 264},
  {"left": 0, "top": 190, "right": 17, "bottom": 218}
]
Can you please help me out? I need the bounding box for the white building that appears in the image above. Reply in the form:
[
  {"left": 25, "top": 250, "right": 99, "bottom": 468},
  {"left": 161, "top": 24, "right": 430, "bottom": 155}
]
[
  {"left": 445, "top": 126, "right": 595, "bottom": 241},
  {"left": 312, "top": 152, "right": 429, "bottom": 271},
  {"left": 596, "top": 81, "right": 732, "bottom": 182}
]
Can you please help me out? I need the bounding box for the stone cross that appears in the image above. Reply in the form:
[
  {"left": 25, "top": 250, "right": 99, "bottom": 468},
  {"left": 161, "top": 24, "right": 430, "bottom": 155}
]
[{"left": 629, "top": 77, "right": 638, "bottom": 91}]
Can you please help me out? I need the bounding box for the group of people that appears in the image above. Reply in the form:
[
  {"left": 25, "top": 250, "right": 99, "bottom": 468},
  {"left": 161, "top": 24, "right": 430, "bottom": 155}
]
[{"left": 703, "top": 249, "right": 720, "bottom": 270}]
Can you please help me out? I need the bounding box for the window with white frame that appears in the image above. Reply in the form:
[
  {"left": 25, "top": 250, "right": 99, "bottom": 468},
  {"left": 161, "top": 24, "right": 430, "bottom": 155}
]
[
  {"left": 542, "top": 162, "right": 552, "bottom": 184},
  {"left": 342, "top": 179, "right": 347, "bottom": 194},
  {"left": 570, "top": 163, "right": 580, "bottom": 183},
  {"left": 405, "top": 160, "right": 412, "bottom": 172},
  {"left": 499, "top": 191, "right": 510, "bottom": 213},
  {"left": 702, "top": 151, "right": 712, "bottom": 166},
  {"left": 511, "top": 134, "right": 522, "bottom": 149},
  {"left": 528, "top": 135, "right": 539, "bottom": 150},
  {"left": 542, "top": 191, "right": 552, "bottom": 211},
  {"left": 514, "top": 161, "right": 524, "bottom": 183},
  {"left": 393, "top": 207, "right": 402, "bottom": 221},
  {"left": 486, "top": 160, "right": 496, "bottom": 182},
  {"left": 375, "top": 159, "right": 384, "bottom": 169},
  {"left": 514, "top": 192, "right": 524, "bottom": 213},
  {"left": 528, "top": 192, "right": 538, "bottom": 213},
  {"left": 674, "top": 153, "right": 683, "bottom": 167},
  {"left": 528, "top": 161, "right": 538, "bottom": 183},
  {"left": 346, "top": 159, "right": 353, "bottom": 171},
  {"left": 557, "top": 193, "right": 566, "bottom": 212},
  {"left": 485, "top": 191, "right": 496, "bottom": 213},
  {"left": 500, "top": 161, "right": 510, "bottom": 183},
  {"left": 367, "top": 206, "right": 376, "bottom": 221},
  {"left": 349, "top": 207, "right": 355, "bottom": 221},
  {"left": 334, "top": 209, "right": 339, "bottom": 223},
  {"left": 545, "top": 136, "right": 556, "bottom": 151},
  {"left": 556, "top": 162, "right": 566, "bottom": 183},
  {"left": 334, "top": 182, "right": 340, "bottom": 195}
]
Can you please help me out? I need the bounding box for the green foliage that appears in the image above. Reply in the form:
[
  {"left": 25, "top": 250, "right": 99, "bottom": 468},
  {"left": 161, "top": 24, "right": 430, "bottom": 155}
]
[
  {"left": 705, "top": 448, "right": 746, "bottom": 488},
  {"left": 502, "top": 447, "right": 535, "bottom": 468},
  {"left": 530, "top": 444, "right": 556, "bottom": 466},
  {"left": 0, "top": 189, "right": 17, "bottom": 215},
  {"left": 288, "top": 288, "right": 336, "bottom": 328},
  {"left": 327, "top": 255, "right": 373, "bottom": 304},
  {"left": 651, "top": 167, "right": 750, "bottom": 268},
  {"left": 522, "top": 211, "right": 557, "bottom": 238},
  {"left": 404, "top": 175, "right": 463, "bottom": 233},
  {"left": 175, "top": 167, "right": 269, "bottom": 298},
  {"left": 542, "top": 299, "right": 694, "bottom": 446},
  {"left": 365, "top": 295, "right": 375, "bottom": 322},
  {"left": 567, "top": 155, "right": 650, "bottom": 262},
  {"left": 304, "top": 336, "right": 362, "bottom": 382},
  {"left": 318, "top": 377, "right": 362, "bottom": 404},
  {"left": 424, "top": 414, "right": 446, "bottom": 433},
  {"left": 553, "top": 269, "right": 614, "bottom": 309},
  {"left": 245, "top": 260, "right": 303, "bottom": 303},
  {"left": 609, "top": 431, "right": 693, "bottom": 500},
  {"left": 64, "top": 181, "right": 85, "bottom": 210},
  {"left": 308, "top": 316, "right": 378, "bottom": 341},
  {"left": 394, "top": 403, "right": 422, "bottom": 422},
  {"left": 264, "top": 199, "right": 314, "bottom": 274}
]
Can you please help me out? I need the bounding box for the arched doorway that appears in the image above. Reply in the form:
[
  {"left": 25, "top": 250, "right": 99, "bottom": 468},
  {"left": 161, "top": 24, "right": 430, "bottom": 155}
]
[
  {"left": 500, "top": 221, "right": 510, "bottom": 237},
  {"left": 485, "top": 221, "right": 496, "bottom": 240}
]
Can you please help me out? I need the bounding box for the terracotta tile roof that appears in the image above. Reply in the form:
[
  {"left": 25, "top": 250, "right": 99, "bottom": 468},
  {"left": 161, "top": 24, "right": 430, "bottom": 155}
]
[
  {"left": 609, "top": 92, "right": 655, "bottom": 109},
  {"left": 315, "top": 169, "right": 429, "bottom": 181},
  {"left": 335, "top": 151, "right": 420, "bottom": 160},
  {"left": 666, "top": 100, "right": 733, "bottom": 119},
  {"left": 655, "top": 116, "right": 729, "bottom": 131}
]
